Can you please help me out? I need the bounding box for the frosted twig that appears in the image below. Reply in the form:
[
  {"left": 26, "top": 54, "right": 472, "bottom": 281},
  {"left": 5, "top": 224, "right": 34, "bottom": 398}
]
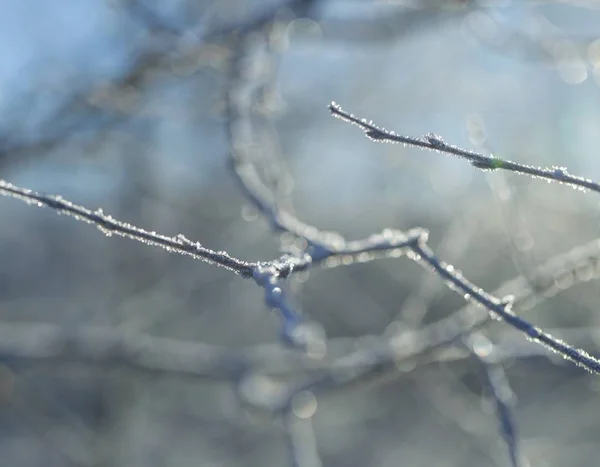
[
  {"left": 329, "top": 102, "right": 600, "bottom": 195},
  {"left": 411, "top": 240, "right": 600, "bottom": 374},
  {"left": 0, "top": 180, "right": 258, "bottom": 277}
]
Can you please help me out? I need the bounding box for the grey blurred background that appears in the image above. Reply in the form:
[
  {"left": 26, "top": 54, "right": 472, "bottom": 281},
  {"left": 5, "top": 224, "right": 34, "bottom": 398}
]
[{"left": 1, "top": 0, "right": 600, "bottom": 466}]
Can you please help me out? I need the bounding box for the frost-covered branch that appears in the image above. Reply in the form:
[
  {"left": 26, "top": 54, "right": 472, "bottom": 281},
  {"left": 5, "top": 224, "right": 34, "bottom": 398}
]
[
  {"left": 329, "top": 102, "right": 600, "bottom": 195},
  {"left": 411, "top": 228, "right": 600, "bottom": 374},
  {"left": 0, "top": 179, "right": 258, "bottom": 277}
]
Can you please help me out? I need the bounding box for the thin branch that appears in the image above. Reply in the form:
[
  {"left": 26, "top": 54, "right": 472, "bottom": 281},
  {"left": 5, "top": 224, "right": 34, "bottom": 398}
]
[
  {"left": 0, "top": 180, "right": 257, "bottom": 277},
  {"left": 411, "top": 240, "right": 600, "bottom": 374},
  {"left": 329, "top": 102, "right": 600, "bottom": 195}
]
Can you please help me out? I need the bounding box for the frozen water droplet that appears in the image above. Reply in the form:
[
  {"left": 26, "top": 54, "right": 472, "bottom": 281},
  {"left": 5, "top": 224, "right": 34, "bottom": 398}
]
[{"left": 425, "top": 133, "right": 444, "bottom": 146}]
